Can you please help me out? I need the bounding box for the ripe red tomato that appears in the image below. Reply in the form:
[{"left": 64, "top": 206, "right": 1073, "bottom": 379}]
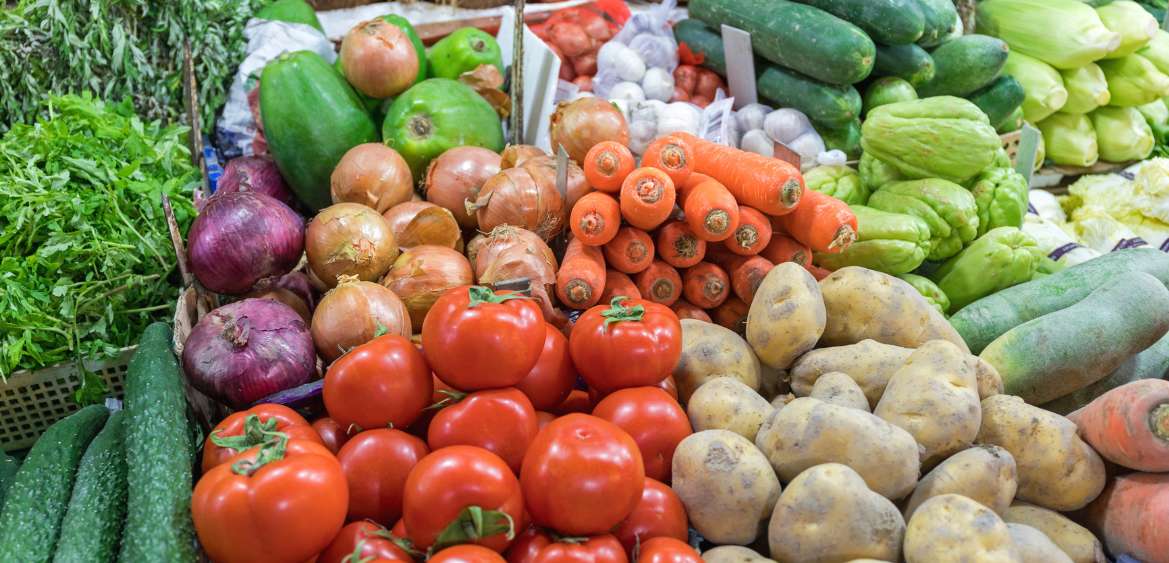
[
  {"left": 422, "top": 286, "right": 546, "bottom": 391},
  {"left": 515, "top": 323, "right": 576, "bottom": 410},
  {"left": 392, "top": 518, "right": 407, "bottom": 537},
  {"left": 613, "top": 479, "right": 689, "bottom": 555},
  {"left": 587, "top": 376, "right": 678, "bottom": 405},
  {"left": 192, "top": 439, "right": 348, "bottom": 563},
  {"left": 569, "top": 297, "right": 681, "bottom": 394},
  {"left": 506, "top": 528, "right": 628, "bottom": 563},
  {"left": 535, "top": 411, "right": 555, "bottom": 430},
  {"left": 553, "top": 389, "right": 593, "bottom": 415},
  {"left": 201, "top": 404, "right": 322, "bottom": 473},
  {"left": 312, "top": 416, "right": 352, "bottom": 454},
  {"left": 520, "top": 414, "right": 645, "bottom": 535},
  {"left": 591, "top": 387, "right": 691, "bottom": 482},
  {"left": 403, "top": 446, "right": 524, "bottom": 553},
  {"left": 428, "top": 388, "right": 539, "bottom": 473},
  {"left": 636, "top": 537, "right": 702, "bottom": 563},
  {"left": 324, "top": 334, "right": 433, "bottom": 431},
  {"left": 337, "top": 428, "right": 430, "bottom": 524},
  {"left": 430, "top": 544, "right": 507, "bottom": 563},
  {"left": 318, "top": 521, "right": 415, "bottom": 563}
]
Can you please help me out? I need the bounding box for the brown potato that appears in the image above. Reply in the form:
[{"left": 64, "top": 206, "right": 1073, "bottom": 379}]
[
  {"left": 702, "top": 546, "right": 776, "bottom": 563},
  {"left": 770, "top": 393, "right": 796, "bottom": 409},
  {"left": 904, "top": 494, "right": 1020, "bottom": 563},
  {"left": 746, "top": 263, "right": 826, "bottom": 369},
  {"left": 758, "top": 365, "right": 790, "bottom": 400},
  {"left": 904, "top": 445, "right": 1018, "bottom": 520},
  {"left": 671, "top": 430, "right": 780, "bottom": 545},
  {"left": 1008, "top": 523, "right": 1074, "bottom": 563},
  {"left": 673, "top": 320, "right": 762, "bottom": 402},
  {"left": 1003, "top": 503, "right": 1106, "bottom": 563},
  {"left": 974, "top": 356, "right": 1004, "bottom": 398},
  {"left": 809, "top": 371, "right": 870, "bottom": 411},
  {"left": 687, "top": 377, "right": 774, "bottom": 441},
  {"left": 789, "top": 340, "right": 913, "bottom": 407}
]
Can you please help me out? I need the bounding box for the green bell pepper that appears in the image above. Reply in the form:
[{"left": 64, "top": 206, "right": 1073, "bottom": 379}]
[
  {"left": 897, "top": 273, "right": 950, "bottom": 316},
  {"left": 931, "top": 227, "right": 1043, "bottom": 313},
  {"left": 971, "top": 167, "right": 1028, "bottom": 237},
  {"left": 867, "top": 178, "right": 980, "bottom": 261},
  {"left": 428, "top": 28, "right": 504, "bottom": 80},
  {"left": 804, "top": 164, "right": 869, "bottom": 205},
  {"left": 814, "top": 205, "right": 931, "bottom": 275}
]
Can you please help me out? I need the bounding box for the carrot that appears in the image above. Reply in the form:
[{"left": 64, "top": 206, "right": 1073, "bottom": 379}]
[
  {"left": 772, "top": 189, "right": 857, "bottom": 253},
  {"left": 634, "top": 260, "right": 682, "bottom": 306},
  {"left": 706, "top": 248, "right": 775, "bottom": 304},
  {"left": 583, "top": 141, "right": 635, "bottom": 192},
  {"left": 620, "top": 167, "right": 676, "bottom": 230},
  {"left": 570, "top": 191, "right": 621, "bottom": 246},
  {"left": 671, "top": 300, "right": 712, "bottom": 322},
  {"left": 641, "top": 134, "right": 694, "bottom": 187},
  {"left": 1067, "top": 379, "right": 1169, "bottom": 472},
  {"left": 806, "top": 263, "right": 833, "bottom": 281},
  {"left": 724, "top": 206, "right": 772, "bottom": 256},
  {"left": 679, "top": 174, "right": 740, "bottom": 242},
  {"left": 760, "top": 234, "right": 812, "bottom": 268},
  {"left": 656, "top": 221, "right": 706, "bottom": 269},
  {"left": 556, "top": 237, "right": 607, "bottom": 309},
  {"left": 1082, "top": 472, "right": 1169, "bottom": 563},
  {"left": 673, "top": 131, "right": 803, "bottom": 216},
  {"left": 603, "top": 226, "right": 655, "bottom": 274},
  {"left": 598, "top": 269, "right": 641, "bottom": 304},
  {"left": 712, "top": 296, "right": 749, "bottom": 335},
  {"left": 682, "top": 262, "right": 730, "bottom": 309}
]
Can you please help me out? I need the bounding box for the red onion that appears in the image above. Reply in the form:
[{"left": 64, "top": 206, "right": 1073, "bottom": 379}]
[
  {"left": 572, "top": 53, "right": 597, "bottom": 76},
  {"left": 217, "top": 156, "right": 294, "bottom": 205},
  {"left": 188, "top": 191, "right": 305, "bottom": 295},
  {"left": 469, "top": 167, "right": 565, "bottom": 241},
  {"left": 331, "top": 143, "right": 414, "bottom": 213},
  {"left": 382, "top": 245, "right": 474, "bottom": 331},
  {"left": 424, "top": 146, "right": 502, "bottom": 229},
  {"left": 182, "top": 298, "right": 316, "bottom": 408},
  {"left": 306, "top": 202, "right": 398, "bottom": 288},
  {"left": 340, "top": 18, "right": 419, "bottom": 99},
  {"left": 549, "top": 97, "right": 630, "bottom": 164},
  {"left": 548, "top": 22, "right": 592, "bottom": 57}
]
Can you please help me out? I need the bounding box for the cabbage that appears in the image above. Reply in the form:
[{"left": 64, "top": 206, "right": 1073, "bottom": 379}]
[
  {"left": 1137, "top": 99, "right": 1169, "bottom": 126},
  {"left": 1059, "top": 63, "right": 1110, "bottom": 114},
  {"left": 1097, "top": 1, "right": 1159, "bottom": 59},
  {"left": 1029, "top": 189, "right": 1068, "bottom": 223},
  {"left": 1068, "top": 205, "right": 1147, "bottom": 252},
  {"left": 1091, "top": 106, "right": 1154, "bottom": 162},
  {"left": 1038, "top": 112, "right": 1099, "bottom": 166},
  {"left": 1138, "top": 30, "right": 1169, "bottom": 75},
  {"left": 977, "top": 0, "right": 1121, "bottom": 69},
  {"left": 1097, "top": 54, "right": 1169, "bottom": 107},
  {"left": 1133, "top": 158, "right": 1169, "bottom": 223},
  {"left": 1004, "top": 52, "right": 1068, "bottom": 122}
]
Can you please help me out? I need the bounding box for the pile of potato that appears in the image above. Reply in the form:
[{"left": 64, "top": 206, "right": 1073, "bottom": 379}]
[{"left": 672, "top": 264, "right": 1109, "bottom": 563}]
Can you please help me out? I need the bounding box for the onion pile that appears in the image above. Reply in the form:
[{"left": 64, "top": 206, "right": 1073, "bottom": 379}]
[
  {"left": 382, "top": 245, "right": 474, "bottom": 331},
  {"left": 522, "top": 154, "right": 592, "bottom": 210},
  {"left": 331, "top": 143, "right": 414, "bottom": 213},
  {"left": 247, "top": 272, "right": 317, "bottom": 323},
  {"left": 500, "top": 145, "right": 546, "bottom": 169},
  {"left": 306, "top": 203, "right": 399, "bottom": 288},
  {"left": 217, "top": 156, "right": 294, "bottom": 206},
  {"left": 311, "top": 276, "right": 412, "bottom": 362},
  {"left": 470, "top": 167, "right": 565, "bottom": 241},
  {"left": 549, "top": 97, "right": 630, "bottom": 164},
  {"left": 188, "top": 191, "right": 304, "bottom": 295},
  {"left": 339, "top": 18, "right": 419, "bottom": 99},
  {"left": 424, "top": 146, "right": 501, "bottom": 229},
  {"left": 472, "top": 225, "right": 566, "bottom": 328},
  {"left": 382, "top": 201, "right": 463, "bottom": 251}
]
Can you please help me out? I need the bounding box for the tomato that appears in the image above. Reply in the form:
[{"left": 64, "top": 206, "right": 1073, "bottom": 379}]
[
  {"left": 324, "top": 334, "right": 433, "bottom": 431},
  {"left": 612, "top": 479, "right": 688, "bottom": 556},
  {"left": 636, "top": 537, "right": 701, "bottom": 563},
  {"left": 591, "top": 387, "right": 691, "bottom": 482},
  {"left": 520, "top": 414, "right": 645, "bottom": 535},
  {"left": 569, "top": 297, "right": 681, "bottom": 394},
  {"left": 201, "top": 404, "right": 321, "bottom": 473},
  {"left": 430, "top": 544, "right": 507, "bottom": 563},
  {"left": 337, "top": 428, "right": 430, "bottom": 524},
  {"left": 312, "top": 416, "right": 353, "bottom": 454},
  {"left": 515, "top": 323, "right": 576, "bottom": 410},
  {"left": 587, "top": 377, "right": 677, "bottom": 405},
  {"left": 505, "top": 528, "right": 628, "bottom": 563},
  {"left": 392, "top": 518, "right": 407, "bottom": 537},
  {"left": 403, "top": 445, "right": 524, "bottom": 552},
  {"left": 192, "top": 438, "right": 347, "bottom": 563},
  {"left": 428, "top": 388, "right": 539, "bottom": 473},
  {"left": 535, "top": 411, "right": 555, "bottom": 430},
  {"left": 318, "top": 521, "right": 415, "bottom": 563},
  {"left": 422, "top": 286, "right": 545, "bottom": 391},
  {"left": 553, "top": 389, "right": 593, "bottom": 415}
]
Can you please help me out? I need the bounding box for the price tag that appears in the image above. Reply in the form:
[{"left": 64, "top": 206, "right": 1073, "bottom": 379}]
[
  {"left": 700, "top": 97, "right": 735, "bottom": 144},
  {"left": 720, "top": 24, "right": 757, "bottom": 110},
  {"left": 555, "top": 146, "right": 569, "bottom": 197},
  {"left": 773, "top": 141, "right": 802, "bottom": 169},
  {"left": 1014, "top": 123, "right": 1042, "bottom": 187}
]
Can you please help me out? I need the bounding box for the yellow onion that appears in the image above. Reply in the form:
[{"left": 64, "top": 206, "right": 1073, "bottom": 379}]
[
  {"left": 424, "top": 146, "right": 501, "bottom": 229},
  {"left": 382, "top": 201, "right": 463, "bottom": 251},
  {"left": 500, "top": 144, "right": 547, "bottom": 168},
  {"left": 522, "top": 154, "right": 592, "bottom": 210},
  {"left": 339, "top": 19, "right": 419, "bottom": 99},
  {"left": 330, "top": 143, "right": 414, "bottom": 213},
  {"left": 311, "top": 276, "right": 411, "bottom": 362},
  {"left": 382, "top": 245, "right": 474, "bottom": 331},
  {"left": 472, "top": 225, "right": 565, "bottom": 328},
  {"left": 470, "top": 167, "right": 565, "bottom": 241},
  {"left": 306, "top": 203, "right": 399, "bottom": 288},
  {"left": 549, "top": 97, "right": 630, "bottom": 164}
]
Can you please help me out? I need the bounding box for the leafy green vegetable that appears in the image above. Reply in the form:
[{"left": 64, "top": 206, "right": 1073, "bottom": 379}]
[{"left": 0, "top": 94, "right": 196, "bottom": 386}]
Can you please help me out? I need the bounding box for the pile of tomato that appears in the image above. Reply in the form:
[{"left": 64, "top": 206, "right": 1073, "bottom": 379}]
[{"left": 188, "top": 285, "right": 703, "bottom": 563}]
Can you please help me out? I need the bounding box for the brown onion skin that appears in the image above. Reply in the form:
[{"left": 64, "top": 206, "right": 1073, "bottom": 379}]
[
  {"left": 306, "top": 203, "right": 399, "bottom": 288},
  {"left": 472, "top": 167, "right": 565, "bottom": 241},
  {"left": 188, "top": 191, "right": 305, "bottom": 295},
  {"left": 522, "top": 154, "right": 592, "bottom": 211},
  {"left": 331, "top": 143, "right": 414, "bottom": 213},
  {"left": 549, "top": 97, "right": 630, "bottom": 164},
  {"left": 472, "top": 226, "right": 557, "bottom": 287},
  {"left": 382, "top": 245, "right": 473, "bottom": 331},
  {"left": 424, "top": 146, "right": 501, "bottom": 229},
  {"left": 381, "top": 201, "right": 462, "bottom": 250},
  {"left": 500, "top": 145, "right": 547, "bottom": 169},
  {"left": 339, "top": 19, "right": 419, "bottom": 99},
  {"left": 311, "top": 278, "right": 412, "bottom": 362}
]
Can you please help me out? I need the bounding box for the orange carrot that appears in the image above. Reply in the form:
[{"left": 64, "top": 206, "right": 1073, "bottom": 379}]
[
  {"left": 724, "top": 206, "right": 772, "bottom": 256},
  {"left": 570, "top": 191, "right": 621, "bottom": 246},
  {"left": 671, "top": 300, "right": 712, "bottom": 323},
  {"left": 806, "top": 263, "right": 833, "bottom": 281},
  {"left": 679, "top": 174, "right": 740, "bottom": 242},
  {"left": 641, "top": 134, "right": 694, "bottom": 187},
  {"left": 1082, "top": 472, "right": 1169, "bottom": 563},
  {"left": 556, "top": 237, "right": 607, "bottom": 309},
  {"left": 583, "top": 141, "right": 635, "bottom": 192},
  {"left": 603, "top": 226, "right": 655, "bottom": 274},
  {"left": 712, "top": 296, "right": 749, "bottom": 335},
  {"left": 760, "top": 234, "right": 812, "bottom": 268},
  {"left": 772, "top": 189, "right": 857, "bottom": 253},
  {"left": 682, "top": 262, "right": 730, "bottom": 309},
  {"left": 673, "top": 131, "right": 803, "bottom": 216},
  {"left": 634, "top": 260, "right": 682, "bottom": 306},
  {"left": 598, "top": 269, "right": 641, "bottom": 304},
  {"left": 707, "top": 249, "right": 775, "bottom": 304},
  {"left": 620, "top": 167, "right": 676, "bottom": 230},
  {"left": 1067, "top": 379, "right": 1169, "bottom": 472},
  {"left": 656, "top": 221, "right": 706, "bottom": 269}
]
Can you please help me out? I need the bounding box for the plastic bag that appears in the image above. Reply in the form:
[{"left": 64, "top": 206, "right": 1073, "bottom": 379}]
[{"left": 594, "top": 0, "right": 679, "bottom": 99}]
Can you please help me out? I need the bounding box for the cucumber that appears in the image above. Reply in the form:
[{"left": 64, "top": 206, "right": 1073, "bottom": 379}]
[
  {"left": 790, "top": 0, "right": 926, "bottom": 44},
  {"left": 981, "top": 271, "right": 1169, "bottom": 405},
  {"left": 968, "top": 76, "right": 1026, "bottom": 129},
  {"left": 874, "top": 43, "right": 936, "bottom": 87},
  {"left": 0, "top": 405, "right": 108, "bottom": 562},
  {"left": 996, "top": 106, "right": 1025, "bottom": 133},
  {"left": 53, "top": 412, "right": 126, "bottom": 563},
  {"left": 689, "top": 0, "right": 875, "bottom": 86},
  {"left": 260, "top": 50, "right": 379, "bottom": 211},
  {"left": 674, "top": 19, "right": 728, "bottom": 74},
  {"left": 819, "top": 119, "right": 862, "bottom": 158},
  {"left": 0, "top": 453, "right": 19, "bottom": 513},
  {"left": 918, "top": 35, "right": 1010, "bottom": 97},
  {"left": 256, "top": 0, "right": 323, "bottom": 32},
  {"left": 119, "top": 323, "right": 196, "bottom": 563},
  {"left": 1042, "top": 330, "right": 1169, "bottom": 414},
  {"left": 951, "top": 248, "right": 1169, "bottom": 354},
  {"left": 915, "top": 0, "right": 959, "bottom": 47}
]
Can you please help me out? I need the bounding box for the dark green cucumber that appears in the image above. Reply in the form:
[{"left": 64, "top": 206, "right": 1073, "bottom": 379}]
[
  {"left": 874, "top": 43, "right": 936, "bottom": 87},
  {"left": 995, "top": 106, "right": 1024, "bottom": 133},
  {"left": 968, "top": 76, "right": 1026, "bottom": 130},
  {"left": 791, "top": 0, "right": 925, "bottom": 44},
  {"left": 260, "top": 50, "right": 379, "bottom": 211},
  {"left": 119, "top": 323, "right": 196, "bottom": 562},
  {"left": 53, "top": 411, "right": 126, "bottom": 563},
  {"left": 256, "top": 0, "right": 323, "bottom": 32},
  {"left": 0, "top": 453, "right": 19, "bottom": 513},
  {"left": 819, "top": 119, "right": 862, "bottom": 158},
  {"left": 381, "top": 14, "right": 427, "bottom": 86},
  {"left": 915, "top": 0, "right": 959, "bottom": 47},
  {"left": 1043, "top": 330, "right": 1169, "bottom": 414},
  {"left": 0, "top": 405, "right": 108, "bottom": 562},
  {"left": 689, "top": 0, "right": 875, "bottom": 86},
  {"left": 918, "top": 34, "right": 1009, "bottom": 97}
]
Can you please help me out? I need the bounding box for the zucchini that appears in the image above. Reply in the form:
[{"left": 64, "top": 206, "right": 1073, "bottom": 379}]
[
  {"left": 119, "top": 322, "right": 196, "bottom": 563},
  {"left": 1043, "top": 330, "right": 1169, "bottom": 414},
  {"left": 790, "top": 0, "right": 926, "bottom": 44},
  {"left": 918, "top": 35, "right": 1010, "bottom": 97},
  {"left": 995, "top": 106, "right": 1025, "bottom": 133},
  {"left": 915, "top": 0, "right": 959, "bottom": 47},
  {"left": 53, "top": 411, "right": 127, "bottom": 563},
  {"left": 255, "top": 0, "right": 323, "bottom": 32},
  {"left": 689, "top": 0, "right": 875, "bottom": 86},
  {"left": 981, "top": 271, "right": 1169, "bottom": 405},
  {"left": 874, "top": 43, "right": 936, "bottom": 87},
  {"left": 950, "top": 248, "right": 1169, "bottom": 354},
  {"left": 0, "top": 453, "right": 19, "bottom": 513},
  {"left": 819, "top": 119, "right": 862, "bottom": 158},
  {"left": 0, "top": 405, "right": 108, "bottom": 562},
  {"left": 968, "top": 76, "right": 1026, "bottom": 129}
]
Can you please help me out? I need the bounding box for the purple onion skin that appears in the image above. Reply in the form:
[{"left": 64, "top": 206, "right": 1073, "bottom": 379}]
[
  {"left": 271, "top": 271, "right": 317, "bottom": 312},
  {"left": 182, "top": 298, "right": 316, "bottom": 409},
  {"left": 218, "top": 156, "right": 295, "bottom": 205},
  {"left": 188, "top": 190, "right": 305, "bottom": 295}
]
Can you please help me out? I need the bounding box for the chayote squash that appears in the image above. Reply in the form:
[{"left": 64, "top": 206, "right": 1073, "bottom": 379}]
[
  {"left": 867, "top": 178, "right": 980, "bottom": 260},
  {"left": 897, "top": 273, "right": 951, "bottom": 315},
  {"left": 931, "top": 226, "right": 1043, "bottom": 313},
  {"left": 971, "top": 167, "right": 1029, "bottom": 236},
  {"left": 859, "top": 152, "right": 903, "bottom": 193},
  {"left": 860, "top": 96, "right": 1002, "bottom": 184},
  {"left": 804, "top": 165, "right": 869, "bottom": 205},
  {"left": 814, "top": 205, "right": 931, "bottom": 275}
]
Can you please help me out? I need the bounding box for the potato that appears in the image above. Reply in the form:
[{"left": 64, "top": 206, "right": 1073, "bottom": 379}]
[
  {"left": 671, "top": 430, "right": 780, "bottom": 545},
  {"left": 874, "top": 340, "right": 982, "bottom": 466},
  {"left": 819, "top": 267, "right": 970, "bottom": 352},
  {"left": 770, "top": 393, "right": 795, "bottom": 409},
  {"left": 977, "top": 395, "right": 1106, "bottom": 511},
  {"left": 1003, "top": 503, "right": 1106, "bottom": 563},
  {"left": 702, "top": 546, "right": 776, "bottom": 563},
  {"left": 746, "top": 263, "right": 827, "bottom": 369},
  {"left": 809, "top": 371, "right": 870, "bottom": 411},
  {"left": 1008, "top": 523, "right": 1074, "bottom": 563},
  {"left": 758, "top": 365, "right": 790, "bottom": 400},
  {"left": 687, "top": 377, "right": 773, "bottom": 441},
  {"left": 790, "top": 340, "right": 913, "bottom": 407},
  {"left": 904, "top": 445, "right": 1017, "bottom": 519},
  {"left": 754, "top": 397, "right": 920, "bottom": 500},
  {"left": 904, "top": 494, "right": 1021, "bottom": 563},
  {"left": 674, "top": 320, "right": 762, "bottom": 402},
  {"left": 768, "top": 463, "right": 904, "bottom": 562},
  {"left": 975, "top": 356, "right": 1004, "bottom": 398}
]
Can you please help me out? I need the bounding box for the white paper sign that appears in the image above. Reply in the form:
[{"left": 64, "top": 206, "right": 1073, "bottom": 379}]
[
  {"left": 497, "top": 11, "right": 561, "bottom": 151},
  {"left": 720, "top": 24, "right": 757, "bottom": 110}
]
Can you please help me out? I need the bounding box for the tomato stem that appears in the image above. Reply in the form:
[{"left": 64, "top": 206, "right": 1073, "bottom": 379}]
[
  {"left": 222, "top": 416, "right": 290, "bottom": 477},
  {"left": 424, "top": 388, "right": 467, "bottom": 411},
  {"left": 601, "top": 296, "right": 645, "bottom": 327},
  {"left": 431, "top": 506, "right": 516, "bottom": 552},
  {"left": 209, "top": 414, "right": 279, "bottom": 453},
  {"left": 467, "top": 285, "right": 530, "bottom": 308}
]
